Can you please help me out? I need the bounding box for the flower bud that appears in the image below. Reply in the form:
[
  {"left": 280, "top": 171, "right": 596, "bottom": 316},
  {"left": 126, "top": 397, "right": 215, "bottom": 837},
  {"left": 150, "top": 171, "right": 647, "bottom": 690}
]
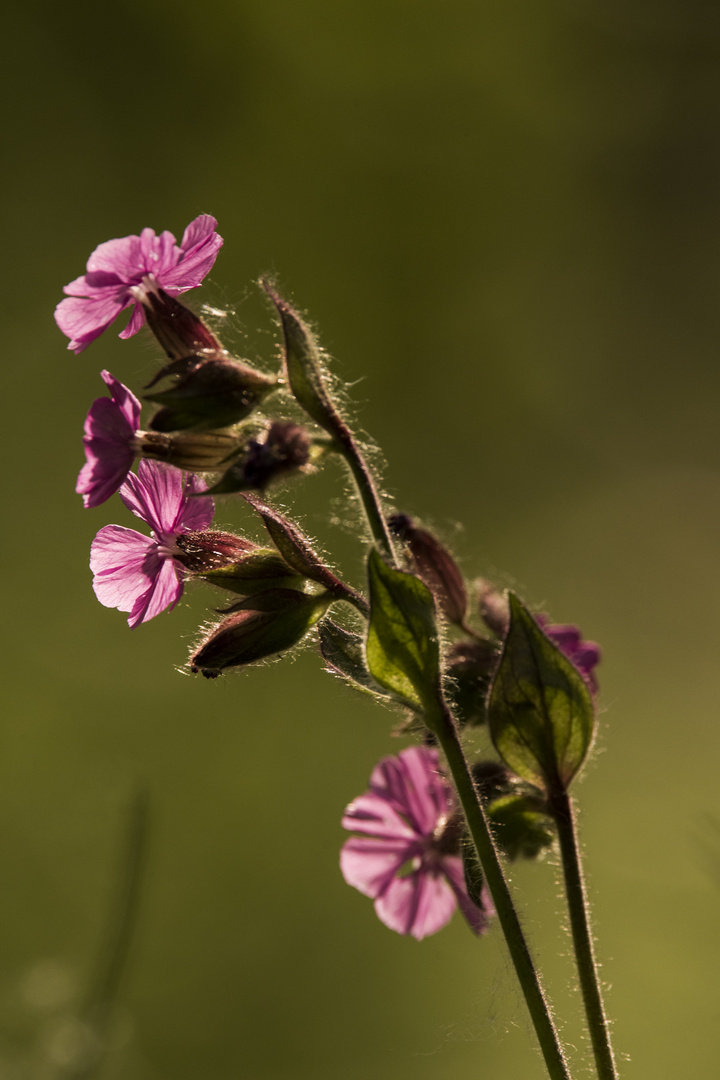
[
  {"left": 388, "top": 514, "right": 468, "bottom": 626},
  {"left": 190, "top": 589, "right": 331, "bottom": 677},
  {"left": 138, "top": 430, "right": 241, "bottom": 471},
  {"left": 445, "top": 638, "right": 500, "bottom": 726},
  {"left": 173, "top": 530, "right": 257, "bottom": 572},
  {"left": 131, "top": 279, "right": 225, "bottom": 360},
  {"left": 478, "top": 580, "right": 510, "bottom": 636},
  {"left": 208, "top": 420, "right": 312, "bottom": 493},
  {"left": 145, "top": 359, "right": 278, "bottom": 432}
]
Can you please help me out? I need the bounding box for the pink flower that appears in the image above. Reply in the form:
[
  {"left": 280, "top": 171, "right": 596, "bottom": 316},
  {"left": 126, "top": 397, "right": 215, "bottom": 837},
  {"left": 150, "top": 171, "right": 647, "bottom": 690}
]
[
  {"left": 55, "top": 215, "right": 223, "bottom": 353},
  {"left": 90, "top": 460, "right": 214, "bottom": 628},
  {"left": 76, "top": 371, "right": 141, "bottom": 508},
  {"left": 341, "top": 746, "right": 493, "bottom": 940},
  {"left": 536, "top": 615, "right": 601, "bottom": 696}
]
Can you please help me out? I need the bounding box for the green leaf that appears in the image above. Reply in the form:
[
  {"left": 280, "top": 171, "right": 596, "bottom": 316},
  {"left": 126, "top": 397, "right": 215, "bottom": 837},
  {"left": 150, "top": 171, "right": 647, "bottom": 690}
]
[
  {"left": 318, "top": 619, "right": 395, "bottom": 702},
  {"left": 486, "top": 793, "right": 556, "bottom": 861},
  {"left": 365, "top": 548, "right": 440, "bottom": 713},
  {"left": 488, "top": 593, "right": 596, "bottom": 792}
]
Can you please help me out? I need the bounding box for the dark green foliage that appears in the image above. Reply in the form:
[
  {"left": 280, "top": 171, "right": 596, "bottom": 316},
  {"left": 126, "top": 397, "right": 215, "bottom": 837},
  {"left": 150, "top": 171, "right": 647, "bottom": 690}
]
[
  {"left": 488, "top": 593, "right": 595, "bottom": 792},
  {"left": 487, "top": 793, "right": 556, "bottom": 861},
  {"left": 365, "top": 549, "right": 441, "bottom": 714}
]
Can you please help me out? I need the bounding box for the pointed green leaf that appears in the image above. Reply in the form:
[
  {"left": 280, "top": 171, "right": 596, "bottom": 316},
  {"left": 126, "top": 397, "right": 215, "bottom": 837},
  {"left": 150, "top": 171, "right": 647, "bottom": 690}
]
[
  {"left": 488, "top": 593, "right": 596, "bottom": 792},
  {"left": 365, "top": 549, "right": 440, "bottom": 712}
]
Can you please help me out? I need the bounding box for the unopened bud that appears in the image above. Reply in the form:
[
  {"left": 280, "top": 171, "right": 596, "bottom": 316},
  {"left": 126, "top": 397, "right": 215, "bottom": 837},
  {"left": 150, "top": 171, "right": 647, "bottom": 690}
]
[
  {"left": 190, "top": 589, "right": 331, "bottom": 677},
  {"left": 131, "top": 279, "right": 225, "bottom": 360},
  {"left": 471, "top": 760, "right": 517, "bottom": 799},
  {"left": 208, "top": 420, "right": 312, "bottom": 493},
  {"left": 445, "top": 638, "right": 500, "bottom": 726},
  {"left": 173, "top": 530, "right": 257, "bottom": 572},
  {"left": 146, "top": 359, "right": 278, "bottom": 432},
  {"left": 388, "top": 514, "right": 468, "bottom": 626},
  {"left": 478, "top": 581, "right": 510, "bottom": 637},
  {"left": 138, "top": 430, "right": 241, "bottom": 471}
]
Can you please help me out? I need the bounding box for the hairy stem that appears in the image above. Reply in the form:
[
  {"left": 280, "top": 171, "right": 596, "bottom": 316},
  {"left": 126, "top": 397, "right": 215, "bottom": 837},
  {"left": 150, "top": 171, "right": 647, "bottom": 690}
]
[
  {"left": 431, "top": 698, "right": 574, "bottom": 1080},
  {"left": 330, "top": 422, "right": 397, "bottom": 563},
  {"left": 551, "top": 789, "right": 618, "bottom": 1080}
]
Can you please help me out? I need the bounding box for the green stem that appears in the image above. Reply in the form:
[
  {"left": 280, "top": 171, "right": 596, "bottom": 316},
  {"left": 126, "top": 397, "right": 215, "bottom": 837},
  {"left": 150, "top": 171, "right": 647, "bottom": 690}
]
[
  {"left": 432, "top": 699, "right": 573, "bottom": 1080},
  {"left": 330, "top": 422, "right": 397, "bottom": 563},
  {"left": 550, "top": 789, "right": 618, "bottom": 1080}
]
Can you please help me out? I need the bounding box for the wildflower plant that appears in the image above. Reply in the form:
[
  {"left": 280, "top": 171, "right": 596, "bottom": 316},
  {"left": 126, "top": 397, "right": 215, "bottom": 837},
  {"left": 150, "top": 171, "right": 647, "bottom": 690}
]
[{"left": 57, "top": 217, "right": 618, "bottom": 1080}]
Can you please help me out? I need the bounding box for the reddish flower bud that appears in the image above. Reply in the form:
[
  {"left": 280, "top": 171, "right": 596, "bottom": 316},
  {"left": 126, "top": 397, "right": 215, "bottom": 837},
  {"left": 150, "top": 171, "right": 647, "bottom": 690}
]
[
  {"left": 445, "top": 638, "right": 500, "bottom": 726},
  {"left": 478, "top": 581, "right": 510, "bottom": 636},
  {"left": 190, "top": 589, "right": 331, "bottom": 677},
  {"left": 388, "top": 514, "right": 468, "bottom": 626},
  {"left": 132, "top": 279, "right": 225, "bottom": 360},
  {"left": 173, "top": 530, "right": 257, "bottom": 572}
]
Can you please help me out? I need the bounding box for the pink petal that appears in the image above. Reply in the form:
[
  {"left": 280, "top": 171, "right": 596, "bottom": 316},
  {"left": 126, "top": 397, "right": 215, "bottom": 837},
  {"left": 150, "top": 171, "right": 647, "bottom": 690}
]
[
  {"left": 340, "top": 835, "right": 418, "bottom": 899},
  {"left": 99, "top": 370, "right": 142, "bottom": 430},
  {"left": 76, "top": 450, "right": 133, "bottom": 508},
  {"left": 370, "top": 746, "right": 451, "bottom": 837},
  {"left": 90, "top": 526, "right": 157, "bottom": 612},
  {"left": 341, "top": 791, "right": 418, "bottom": 841},
  {"left": 178, "top": 473, "right": 214, "bottom": 531},
  {"left": 140, "top": 228, "right": 180, "bottom": 278},
  {"left": 161, "top": 215, "right": 223, "bottom": 290},
  {"left": 442, "top": 856, "right": 493, "bottom": 936},
  {"left": 375, "top": 871, "right": 457, "bottom": 940},
  {"left": 127, "top": 553, "right": 183, "bottom": 628},
  {"left": 55, "top": 294, "right": 128, "bottom": 353},
  {"left": 120, "top": 461, "right": 186, "bottom": 533},
  {"left": 117, "top": 302, "right": 147, "bottom": 340},
  {"left": 86, "top": 234, "right": 145, "bottom": 280},
  {"left": 180, "top": 214, "right": 218, "bottom": 251}
]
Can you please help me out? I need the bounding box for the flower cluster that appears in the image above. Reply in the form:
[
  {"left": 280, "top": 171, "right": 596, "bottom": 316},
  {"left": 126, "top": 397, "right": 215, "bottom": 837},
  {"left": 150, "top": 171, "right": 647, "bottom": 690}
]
[
  {"left": 57, "top": 218, "right": 321, "bottom": 632},
  {"left": 58, "top": 218, "right": 602, "bottom": 946}
]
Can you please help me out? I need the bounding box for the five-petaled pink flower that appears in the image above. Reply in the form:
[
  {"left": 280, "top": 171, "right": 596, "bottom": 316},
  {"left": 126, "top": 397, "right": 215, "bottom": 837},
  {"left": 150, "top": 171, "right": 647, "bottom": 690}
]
[
  {"left": 341, "top": 746, "right": 493, "bottom": 940},
  {"left": 55, "top": 215, "right": 223, "bottom": 353},
  {"left": 90, "top": 459, "right": 214, "bottom": 628},
  {"left": 77, "top": 371, "right": 141, "bottom": 509}
]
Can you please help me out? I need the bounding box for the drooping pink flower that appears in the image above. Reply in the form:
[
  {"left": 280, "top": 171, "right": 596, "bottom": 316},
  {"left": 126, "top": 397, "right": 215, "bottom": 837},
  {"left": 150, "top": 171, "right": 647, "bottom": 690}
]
[
  {"left": 55, "top": 215, "right": 223, "bottom": 353},
  {"left": 90, "top": 460, "right": 214, "bottom": 628},
  {"left": 536, "top": 615, "right": 601, "bottom": 696},
  {"left": 76, "top": 371, "right": 142, "bottom": 508},
  {"left": 341, "top": 746, "right": 493, "bottom": 941}
]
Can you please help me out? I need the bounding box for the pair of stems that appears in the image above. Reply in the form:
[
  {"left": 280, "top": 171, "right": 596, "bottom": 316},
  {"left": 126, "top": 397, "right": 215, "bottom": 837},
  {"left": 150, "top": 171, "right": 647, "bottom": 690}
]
[{"left": 336, "top": 424, "right": 617, "bottom": 1080}]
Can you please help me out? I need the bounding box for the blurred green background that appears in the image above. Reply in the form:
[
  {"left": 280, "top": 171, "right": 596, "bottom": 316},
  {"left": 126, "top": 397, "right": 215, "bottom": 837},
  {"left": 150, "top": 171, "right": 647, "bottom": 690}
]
[{"left": 3, "top": 0, "right": 720, "bottom": 1076}]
